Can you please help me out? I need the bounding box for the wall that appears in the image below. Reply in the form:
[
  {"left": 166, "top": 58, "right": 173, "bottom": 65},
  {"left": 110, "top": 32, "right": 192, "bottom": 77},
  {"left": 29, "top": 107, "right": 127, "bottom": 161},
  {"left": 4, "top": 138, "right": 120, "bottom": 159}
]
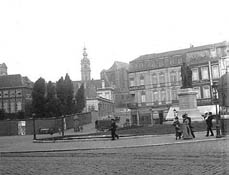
[{"left": 0, "top": 115, "right": 75, "bottom": 136}]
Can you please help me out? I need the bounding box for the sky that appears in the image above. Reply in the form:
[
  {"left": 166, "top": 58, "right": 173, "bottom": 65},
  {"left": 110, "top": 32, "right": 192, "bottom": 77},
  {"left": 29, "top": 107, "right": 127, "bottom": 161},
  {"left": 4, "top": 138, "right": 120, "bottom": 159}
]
[{"left": 0, "top": 0, "right": 229, "bottom": 82}]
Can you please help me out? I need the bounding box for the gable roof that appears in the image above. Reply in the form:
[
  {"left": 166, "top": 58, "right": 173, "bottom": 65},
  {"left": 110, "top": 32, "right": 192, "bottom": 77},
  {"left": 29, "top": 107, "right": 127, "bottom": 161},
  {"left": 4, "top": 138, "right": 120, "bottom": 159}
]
[
  {"left": 73, "top": 79, "right": 106, "bottom": 99},
  {"left": 0, "top": 74, "right": 33, "bottom": 88},
  {"left": 107, "top": 61, "right": 129, "bottom": 71}
]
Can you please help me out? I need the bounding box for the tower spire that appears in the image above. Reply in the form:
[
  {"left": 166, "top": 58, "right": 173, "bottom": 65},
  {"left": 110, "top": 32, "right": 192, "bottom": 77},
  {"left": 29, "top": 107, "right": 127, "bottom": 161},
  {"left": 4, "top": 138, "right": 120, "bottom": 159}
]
[
  {"left": 81, "top": 46, "right": 91, "bottom": 81},
  {"left": 83, "top": 45, "right": 88, "bottom": 58}
]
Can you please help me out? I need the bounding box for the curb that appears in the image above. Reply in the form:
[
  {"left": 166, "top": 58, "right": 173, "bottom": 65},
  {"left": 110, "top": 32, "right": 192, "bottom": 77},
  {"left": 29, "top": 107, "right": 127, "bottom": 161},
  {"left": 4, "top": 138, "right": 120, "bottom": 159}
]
[
  {"left": 33, "top": 134, "right": 180, "bottom": 143},
  {"left": 2, "top": 136, "right": 227, "bottom": 154}
]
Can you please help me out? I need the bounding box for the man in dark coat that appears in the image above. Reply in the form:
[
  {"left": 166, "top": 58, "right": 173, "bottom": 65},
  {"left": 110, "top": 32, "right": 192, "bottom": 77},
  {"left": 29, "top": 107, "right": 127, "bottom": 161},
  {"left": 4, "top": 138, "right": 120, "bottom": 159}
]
[
  {"left": 204, "top": 112, "right": 214, "bottom": 136},
  {"left": 110, "top": 119, "right": 119, "bottom": 140}
]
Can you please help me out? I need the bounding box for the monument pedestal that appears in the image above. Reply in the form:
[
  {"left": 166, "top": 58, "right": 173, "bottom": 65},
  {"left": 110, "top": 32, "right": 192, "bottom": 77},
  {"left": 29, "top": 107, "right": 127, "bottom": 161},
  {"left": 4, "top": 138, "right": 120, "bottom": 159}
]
[{"left": 178, "top": 88, "right": 203, "bottom": 121}]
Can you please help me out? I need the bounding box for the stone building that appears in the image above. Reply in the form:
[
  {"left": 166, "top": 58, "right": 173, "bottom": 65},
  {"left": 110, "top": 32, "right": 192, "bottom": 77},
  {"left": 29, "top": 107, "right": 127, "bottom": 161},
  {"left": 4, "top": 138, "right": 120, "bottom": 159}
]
[
  {"left": 100, "top": 61, "right": 129, "bottom": 108},
  {"left": 0, "top": 74, "right": 33, "bottom": 115},
  {"left": 128, "top": 41, "right": 229, "bottom": 125},
  {"left": 100, "top": 61, "right": 131, "bottom": 124}
]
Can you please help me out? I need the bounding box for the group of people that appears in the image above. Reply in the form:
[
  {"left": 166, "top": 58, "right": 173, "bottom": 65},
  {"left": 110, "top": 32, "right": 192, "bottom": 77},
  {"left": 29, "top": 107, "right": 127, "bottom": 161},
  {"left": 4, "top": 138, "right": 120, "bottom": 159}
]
[
  {"left": 173, "top": 112, "right": 215, "bottom": 140},
  {"left": 173, "top": 113, "right": 195, "bottom": 140}
]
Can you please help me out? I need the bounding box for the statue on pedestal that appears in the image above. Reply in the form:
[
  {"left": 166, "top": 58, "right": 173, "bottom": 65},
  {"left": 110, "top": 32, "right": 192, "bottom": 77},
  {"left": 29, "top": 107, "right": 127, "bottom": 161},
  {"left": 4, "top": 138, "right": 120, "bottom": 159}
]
[{"left": 181, "top": 62, "right": 192, "bottom": 89}]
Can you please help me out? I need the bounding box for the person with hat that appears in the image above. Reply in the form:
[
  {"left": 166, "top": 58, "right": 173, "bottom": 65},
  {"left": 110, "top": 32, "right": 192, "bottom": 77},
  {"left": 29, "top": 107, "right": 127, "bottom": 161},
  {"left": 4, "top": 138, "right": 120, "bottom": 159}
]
[
  {"left": 110, "top": 119, "right": 119, "bottom": 140},
  {"left": 203, "top": 112, "right": 214, "bottom": 137},
  {"left": 173, "top": 117, "right": 182, "bottom": 140},
  {"left": 182, "top": 113, "right": 194, "bottom": 139}
]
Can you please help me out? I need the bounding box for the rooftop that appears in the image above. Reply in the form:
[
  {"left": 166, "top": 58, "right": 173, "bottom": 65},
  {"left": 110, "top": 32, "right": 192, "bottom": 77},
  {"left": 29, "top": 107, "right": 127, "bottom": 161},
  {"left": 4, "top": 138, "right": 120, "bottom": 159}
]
[
  {"left": 131, "top": 41, "right": 228, "bottom": 63},
  {"left": 0, "top": 74, "right": 33, "bottom": 88}
]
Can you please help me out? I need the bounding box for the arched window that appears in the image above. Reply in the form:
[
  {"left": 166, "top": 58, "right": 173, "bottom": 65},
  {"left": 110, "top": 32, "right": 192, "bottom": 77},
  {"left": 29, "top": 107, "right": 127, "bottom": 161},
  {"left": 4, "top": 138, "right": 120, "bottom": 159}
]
[
  {"left": 159, "top": 72, "right": 165, "bottom": 84},
  {"left": 153, "top": 91, "right": 159, "bottom": 102},
  {"left": 141, "top": 91, "right": 146, "bottom": 103},
  {"left": 203, "top": 85, "right": 210, "bottom": 98},
  {"left": 212, "top": 65, "right": 219, "bottom": 79},
  {"left": 170, "top": 71, "right": 177, "bottom": 83},
  {"left": 172, "top": 89, "right": 177, "bottom": 100},
  {"left": 129, "top": 77, "right": 135, "bottom": 87},
  {"left": 140, "top": 75, "right": 145, "bottom": 85},
  {"left": 161, "top": 90, "right": 166, "bottom": 102},
  {"left": 152, "top": 74, "right": 157, "bottom": 85},
  {"left": 192, "top": 68, "right": 199, "bottom": 81},
  {"left": 201, "top": 67, "right": 209, "bottom": 80}
]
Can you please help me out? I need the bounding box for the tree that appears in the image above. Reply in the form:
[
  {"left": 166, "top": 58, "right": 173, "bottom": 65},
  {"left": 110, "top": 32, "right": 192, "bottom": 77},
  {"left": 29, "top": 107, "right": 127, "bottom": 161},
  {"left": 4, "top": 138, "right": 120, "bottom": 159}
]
[
  {"left": 64, "top": 74, "right": 74, "bottom": 114},
  {"left": 24, "top": 100, "right": 32, "bottom": 118},
  {"left": 56, "top": 74, "right": 74, "bottom": 115},
  {"left": 75, "top": 83, "right": 85, "bottom": 113},
  {"left": 32, "top": 77, "right": 46, "bottom": 118},
  {"left": 45, "top": 81, "right": 59, "bottom": 117},
  {"left": 56, "top": 77, "right": 65, "bottom": 115}
]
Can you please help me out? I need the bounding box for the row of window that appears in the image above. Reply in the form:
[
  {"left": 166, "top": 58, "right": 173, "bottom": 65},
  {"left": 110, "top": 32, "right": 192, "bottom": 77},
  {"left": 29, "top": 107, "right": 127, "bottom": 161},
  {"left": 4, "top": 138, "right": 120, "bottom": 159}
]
[
  {"left": 129, "top": 71, "right": 181, "bottom": 87},
  {"left": 193, "top": 86, "right": 212, "bottom": 99},
  {"left": 192, "top": 65, "right": 219, "bottom": 81},
  {"left": 139, "top": 85, "right": 212, "bottom": 103},
  {"left": 130, "top": 56, "right": 183, "bottom": 71},
  {"left": 0, "top": 89, "right": 22, "bottom": 98},
  {"left": 129, "top": 65, "right": 220, "bottom": 87},
  {"left": 140, "top": 89, "right": 178, "bottom": 103},
  {"left": 0, "top": 101, "right": 22, "bottom": 113}
]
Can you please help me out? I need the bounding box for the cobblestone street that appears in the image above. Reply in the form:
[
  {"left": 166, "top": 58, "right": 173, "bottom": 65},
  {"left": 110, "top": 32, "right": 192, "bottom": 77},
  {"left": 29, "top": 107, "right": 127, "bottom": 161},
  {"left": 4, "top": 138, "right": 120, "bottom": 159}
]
[{"left": 1, "top": 139, "right": 228, "bottom": 175}]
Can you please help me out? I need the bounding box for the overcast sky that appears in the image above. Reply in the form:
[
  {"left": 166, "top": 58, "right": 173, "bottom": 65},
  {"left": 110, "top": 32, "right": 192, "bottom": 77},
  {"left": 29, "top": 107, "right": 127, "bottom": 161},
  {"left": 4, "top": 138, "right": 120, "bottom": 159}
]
[{"left": 0, "top": 0, "right": 229, "bottom": 82}]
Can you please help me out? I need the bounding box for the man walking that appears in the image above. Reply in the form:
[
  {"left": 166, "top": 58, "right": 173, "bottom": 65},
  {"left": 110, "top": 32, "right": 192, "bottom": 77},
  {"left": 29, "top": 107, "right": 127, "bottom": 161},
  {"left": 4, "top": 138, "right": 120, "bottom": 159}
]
[
  {"left": 110, "top": 119, "right": 119, "bottom": 140},
  {"left": 204, "top": 112, "right": 214, "bottom": 137}
]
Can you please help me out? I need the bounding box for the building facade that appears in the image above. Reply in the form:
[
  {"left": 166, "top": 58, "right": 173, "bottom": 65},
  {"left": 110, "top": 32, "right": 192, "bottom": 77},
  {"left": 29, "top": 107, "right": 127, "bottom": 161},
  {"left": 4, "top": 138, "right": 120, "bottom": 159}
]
[
  {"left": 0, "top": 74, "right": 33, "bottom": 115},
  {"left": 128, "top": 41, "right": 229, "bottom": 125},
  {"left": 100, "top": 61, "right": 129, "bottom": 108},
  {"left": 96, "top": 80, "right": 114, "bottom": 102},
  {"left": 86, "top": 96, "right": 115, "bottom": 119}
]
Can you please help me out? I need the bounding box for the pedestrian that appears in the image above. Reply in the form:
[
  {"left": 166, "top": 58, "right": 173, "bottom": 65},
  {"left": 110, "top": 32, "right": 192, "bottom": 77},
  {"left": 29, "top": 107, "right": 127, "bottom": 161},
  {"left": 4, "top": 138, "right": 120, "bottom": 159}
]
[
  {"left": 186, "top": 114, "right": 195, "bottom": 138},
  {"left": 203, "top": 112, "right": 214, "bottom": 137},
  {"left": 173, "top": 117, "right": 182, "bottom": 140},
  {"left": 182, "top": 114, "right": 193, "bottom": 139},
  {"left": 110, "top": 119, "right": 119, "bottom": 140}
]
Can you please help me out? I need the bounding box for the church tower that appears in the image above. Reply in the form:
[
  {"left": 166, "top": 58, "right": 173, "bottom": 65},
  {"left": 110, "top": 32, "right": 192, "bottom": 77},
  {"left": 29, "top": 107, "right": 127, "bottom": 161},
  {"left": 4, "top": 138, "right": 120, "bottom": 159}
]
[{"left": 81, "top": 47, "right": 91, "bottom": 81}]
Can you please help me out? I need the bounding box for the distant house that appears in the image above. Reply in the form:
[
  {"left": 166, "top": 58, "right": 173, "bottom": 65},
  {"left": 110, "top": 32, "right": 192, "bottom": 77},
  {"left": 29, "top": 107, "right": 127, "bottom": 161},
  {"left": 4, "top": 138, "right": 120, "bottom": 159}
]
[{"left": 0, "top": 74, "right": 33, "bottom": 115}]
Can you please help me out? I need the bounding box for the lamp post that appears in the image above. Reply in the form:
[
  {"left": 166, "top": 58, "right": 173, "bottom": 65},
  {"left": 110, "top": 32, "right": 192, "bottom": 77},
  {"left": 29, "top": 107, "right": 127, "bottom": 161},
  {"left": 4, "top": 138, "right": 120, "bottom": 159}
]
[
  {"left": 61, "top": 115, "right": 65, "bottom": 137},
  {"left": 212, "top": 82, "right": 221, "bottom": 138},
  {"left": 32, "top": 113, "right": 36, "bottom": 140}
]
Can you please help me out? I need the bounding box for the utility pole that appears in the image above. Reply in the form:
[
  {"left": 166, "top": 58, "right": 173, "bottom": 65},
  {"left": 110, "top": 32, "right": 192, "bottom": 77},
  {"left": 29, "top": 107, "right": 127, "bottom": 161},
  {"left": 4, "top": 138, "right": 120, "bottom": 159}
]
[
  {"left": 212, "top": 82, "right": 221, "bottom": 138},
  {"left": 32, "top": 113, "right": 36, "bottom": 140}
]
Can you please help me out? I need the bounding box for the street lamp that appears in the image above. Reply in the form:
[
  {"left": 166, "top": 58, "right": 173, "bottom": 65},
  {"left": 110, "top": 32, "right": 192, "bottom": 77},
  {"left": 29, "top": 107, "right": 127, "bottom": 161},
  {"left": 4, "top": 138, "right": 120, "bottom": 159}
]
[
  {"left": 32, "top": 113, "right": 36, "bottom": 140},
  {"left": 212, "top": 82, "right": 221, "bottom": 138}
]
